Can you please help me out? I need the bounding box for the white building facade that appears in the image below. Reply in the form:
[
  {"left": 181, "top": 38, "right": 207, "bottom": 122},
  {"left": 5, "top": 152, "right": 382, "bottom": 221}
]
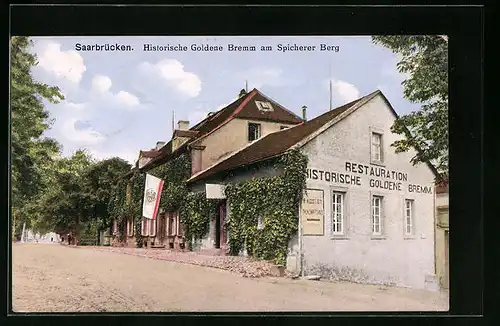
[{"left": 287, "top": 93, "right": 438, "bottom": 290}]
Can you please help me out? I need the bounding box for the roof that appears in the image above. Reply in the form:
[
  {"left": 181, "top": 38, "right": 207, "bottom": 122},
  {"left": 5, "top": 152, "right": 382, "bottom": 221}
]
[
  {"left": 140, "top": 88, "right": 303, "bottom": 171},
  {"left": 139, "top": 150, "right": 161, "bottom": 159},
  {"left": 187, "top": 94, "right": 367, "bottom": 183},
  {"left": 188, "top": 89, "right": 442, "bottom": 184}
]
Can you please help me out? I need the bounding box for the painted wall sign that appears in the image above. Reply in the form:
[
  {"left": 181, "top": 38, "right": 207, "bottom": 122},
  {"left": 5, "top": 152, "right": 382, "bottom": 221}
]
[
  {"left": 301, "top": 189, "right": 324, "bottom": 236},
  {"left": 306, "top": 161, "right": 432, "bottom": 194},
  {"left": 206, "top": 184, "right": 227, "bottom": 199}
]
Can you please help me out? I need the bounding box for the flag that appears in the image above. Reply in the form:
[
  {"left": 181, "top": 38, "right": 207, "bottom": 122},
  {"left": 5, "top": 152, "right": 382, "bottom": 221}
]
[{"left": 142, "top": 174, "right": 164, "bottom": 220}]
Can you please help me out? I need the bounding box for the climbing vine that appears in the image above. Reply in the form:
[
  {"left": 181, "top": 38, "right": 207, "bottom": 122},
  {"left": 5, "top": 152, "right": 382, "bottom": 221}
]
[
  {"left": 108, "top": 170, "right": 145, "bottom": 247},
  {"left": 179, "top": 191, "right": 219, "bottom": 250},
  {"left": 224, "top": 149, "right": 308, "bottom": 265},
  {"left": 148, "top": 154, "right": 191, "bottom": 213}
]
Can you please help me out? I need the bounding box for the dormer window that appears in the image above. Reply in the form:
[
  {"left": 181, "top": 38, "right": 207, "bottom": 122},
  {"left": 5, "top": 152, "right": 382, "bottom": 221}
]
[
  {"left": 255, "top": 101, "right": 274, "bottom": 112},
  {"left": 248, "top": 123, "right": 261, "bottom": 142}
]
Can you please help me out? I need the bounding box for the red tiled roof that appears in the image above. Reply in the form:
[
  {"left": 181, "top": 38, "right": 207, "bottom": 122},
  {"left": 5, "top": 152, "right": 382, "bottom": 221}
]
[
  {"left": 187, "top": 96, "right": 366, "bottom": 183},
  {"left": 140, "top": 88, "right": 303, "bottom": 171}
]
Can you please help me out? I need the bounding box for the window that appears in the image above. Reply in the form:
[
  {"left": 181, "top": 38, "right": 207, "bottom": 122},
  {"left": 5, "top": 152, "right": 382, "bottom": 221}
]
[
  {"left": 248, "top": 123, "right": 261, "bottom": 142},
  {"left": 371, "top": 132, "right": 383, "bottom": 162},
  {"left": 127, "top": 218, "right": 134, "bottom": 236},
  {"left": 280, "top": 126, "right": 289, "bottom": 130},
  {"left": 149, "top": 219, "right": 156, "bottom": 237},
  {"left": 332, "top": 192, "right": 344, "bottom": 235},
  {"left": 141, "top": 218, "right": 149, "bottom": 236},
  {"left": 372, "top": 196, "right": 383, "bottom": 235},
  {"left": 257, "top": 216, "right": 264, "bottom": 230},
  {"left": 405, "top": 199, "right": 414, "bottom": 236},
  {"left": 255, "top": 100, "right": 274, "bottom": 112},
  {"left": 168, "top": 212, "right": 176, "bottom": 236}
]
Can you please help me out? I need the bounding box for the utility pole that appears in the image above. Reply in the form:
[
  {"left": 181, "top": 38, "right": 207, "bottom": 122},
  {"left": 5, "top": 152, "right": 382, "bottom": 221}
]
[
  {"left": 329, "top": 64, "right": 333, "bottom": 111},
  {"left": 171, "top": 111, "right": 175, "bottom": 132}
]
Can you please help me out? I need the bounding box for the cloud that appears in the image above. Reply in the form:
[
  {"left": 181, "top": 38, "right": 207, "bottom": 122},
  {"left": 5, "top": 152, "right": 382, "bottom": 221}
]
[
  {"left": 138, "top": 59, "right": 202, "bottom": 97},
  {"left": 331, "top": 79, "right": 360, "bottom": 103},
  {"left": 90, "top": 75, "right": 140, "bottom": 108},
  {"left": 91, "top": 75, "right": 112, "bottom": 94},
  {"left": 116, "top": 91, "right": 140, "bottom": 106},
  {"left": 244, "top": 67, "right": 288, "bottom": 89},
  {"left": 61, "top": 118, "right": 106, "bottom": 146},
  {"left": 36, "top": 41, "right": 86, "bottom": 84}
]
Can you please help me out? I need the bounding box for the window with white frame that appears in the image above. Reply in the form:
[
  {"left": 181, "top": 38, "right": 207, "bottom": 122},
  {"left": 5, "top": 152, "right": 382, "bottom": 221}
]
[
  {"left": 405, "top": 199, "right": 414, "bottom": 236},
  {"left": 372, "top": 196, "right": 383, "bottom": 235},
  {"left": 141, "top": 218, "right": 149, "bottom": 236},
  {"left": 150, "top": 219, "right": 156, "bottom": 237},
  {"left": 255, "top": 100, "right": 274, "bottom": 112},
  {"left": 371, "top": 132, "right": 383, "bottom": 162},
  {"left": 248, "top": 123, "right": 261, "bottom": 142},
  {"left": 257, "top": 216, "right": 264, "bottom": 230},
  {"left": 332, "top": 192, "right": 345, "bottom": 235}
]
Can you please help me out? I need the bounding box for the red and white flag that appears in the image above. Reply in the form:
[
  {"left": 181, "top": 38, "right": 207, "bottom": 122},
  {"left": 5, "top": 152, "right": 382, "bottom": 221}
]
[{"left": 142, "top": 174, "right": 164, "bottom": 220}]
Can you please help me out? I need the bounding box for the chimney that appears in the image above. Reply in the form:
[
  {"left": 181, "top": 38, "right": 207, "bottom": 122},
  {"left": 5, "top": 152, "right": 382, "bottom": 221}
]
[
  {"left": 155, "top": 141, "right": 166, "bottom": 150},
  {"left": 302, "top": 105, "right": 307, "bottom": 121},
  {"left": 177, "top": 120, "right": 189, "bottom": 130}
]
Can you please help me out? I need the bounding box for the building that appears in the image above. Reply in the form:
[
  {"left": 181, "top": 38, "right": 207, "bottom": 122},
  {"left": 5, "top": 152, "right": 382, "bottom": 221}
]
[
  {"left": 435, "top": 181, "right": 449, "bottom": 289},
  {"left": 187, "top": 90, "right": 441, "bottom": 290},
  {"left": 113, "top": 88, "right": 304, "bottom": 250}
]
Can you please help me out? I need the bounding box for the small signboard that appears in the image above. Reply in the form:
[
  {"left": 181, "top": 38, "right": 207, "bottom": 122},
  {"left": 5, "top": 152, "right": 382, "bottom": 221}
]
[
  {"left": 206, "top": 184, "right": 227, "bottom": 199},
  {"left": 301, "top": 189, "right": 324, "bottom": 236}
]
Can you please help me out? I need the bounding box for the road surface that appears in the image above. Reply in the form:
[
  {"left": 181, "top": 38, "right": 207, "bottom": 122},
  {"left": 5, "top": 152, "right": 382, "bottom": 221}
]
[{"left": 12, "top": 243, "right": 449, "bottom": 312}]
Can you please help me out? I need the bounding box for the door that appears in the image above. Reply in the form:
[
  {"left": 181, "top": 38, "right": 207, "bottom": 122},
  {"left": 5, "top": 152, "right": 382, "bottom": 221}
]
[{"left": 157, "top": 213, "right": 166, "bottom": 244}]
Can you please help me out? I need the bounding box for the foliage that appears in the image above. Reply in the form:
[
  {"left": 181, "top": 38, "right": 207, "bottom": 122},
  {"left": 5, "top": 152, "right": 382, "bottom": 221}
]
[
  {"left": 224, "top": 149, "right": 308, "bottom": 265},
  {"left": 148, "top": 154, "right": 191, "bottom": 212},
  {"left": 32, "top": 150, "right": 95, "bottom": 241},
  {"left": 179, "top": 192, "right": 219, "bottom": 250},
  {"left": 10, "top": 36, "right": 64, "bottom": 237},
  {"left": 84, "top": 157, "right": 132, "bottom": 230},
  {"left": 372, "top": 35, "right": 448, "bottom": 175}
]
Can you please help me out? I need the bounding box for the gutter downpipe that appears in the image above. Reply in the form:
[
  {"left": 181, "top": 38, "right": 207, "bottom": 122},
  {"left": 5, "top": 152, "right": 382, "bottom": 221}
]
[{"left": 299, "top": 208, "right": 304, "bottom": 277}]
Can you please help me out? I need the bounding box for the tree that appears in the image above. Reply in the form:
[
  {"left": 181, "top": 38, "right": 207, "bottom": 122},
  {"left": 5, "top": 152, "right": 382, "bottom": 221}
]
[
  {"left": 82, "top": 158, "right": 132, "bottom": 233},
  {"left": 30, "top": 150, "right": 95, "bottom": 243},
  {"left": 372, "top": 35, "right": 448, "bottom": 177},
  {"left": 10, "top": 36, "right": 64, "bottom": 237}
]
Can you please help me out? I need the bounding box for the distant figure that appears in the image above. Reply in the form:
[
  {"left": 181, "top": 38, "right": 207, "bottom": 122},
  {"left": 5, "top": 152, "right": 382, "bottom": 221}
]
[
  {"left": 68, "top": 234, "right": 71, "bottom": 245},
  {"left": 51, "top": 237, "right": 53, "bottom": 242},
  {"left": 61, "top": 236, "right": 64, "bottom": 243}
]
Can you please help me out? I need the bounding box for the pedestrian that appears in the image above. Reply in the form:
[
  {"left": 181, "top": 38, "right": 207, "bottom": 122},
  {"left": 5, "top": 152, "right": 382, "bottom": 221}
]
[
  {"left": 51, "top": 237, "right": 53, "bottom": 242},
  {"left": 68, "top": 234, "right": 71, "bottom": 245}
]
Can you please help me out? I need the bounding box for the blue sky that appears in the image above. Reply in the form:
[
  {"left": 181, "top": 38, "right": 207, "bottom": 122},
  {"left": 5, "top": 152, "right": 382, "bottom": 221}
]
[{"left": 29, "top": 36, "right": 419, "bottom": 164}]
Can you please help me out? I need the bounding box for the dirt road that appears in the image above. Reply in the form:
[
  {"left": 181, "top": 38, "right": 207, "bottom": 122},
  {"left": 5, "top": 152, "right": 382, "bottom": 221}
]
[{"left": 11, "top": 243, "right": 448, "bottom": 312}]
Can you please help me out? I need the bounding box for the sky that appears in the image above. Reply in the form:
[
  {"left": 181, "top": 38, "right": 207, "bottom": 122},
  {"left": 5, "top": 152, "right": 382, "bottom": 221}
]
[{"left": 28, "top": 36, "right": 420, "bottom": 165}]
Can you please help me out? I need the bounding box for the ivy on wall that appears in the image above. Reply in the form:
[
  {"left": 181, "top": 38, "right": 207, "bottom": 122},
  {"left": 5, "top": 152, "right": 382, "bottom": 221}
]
[
  {"left": 179, "top": 191, "right": 219, "bottom": 250},
  {"left": 148, "top": 154, "right": 191, "bottom": 213},
  {"left": 224, "top": 149, "right": 308, "bottom": 265},
  {"left": 108, "top": 170, "right": 145, "bottom": 247}
]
